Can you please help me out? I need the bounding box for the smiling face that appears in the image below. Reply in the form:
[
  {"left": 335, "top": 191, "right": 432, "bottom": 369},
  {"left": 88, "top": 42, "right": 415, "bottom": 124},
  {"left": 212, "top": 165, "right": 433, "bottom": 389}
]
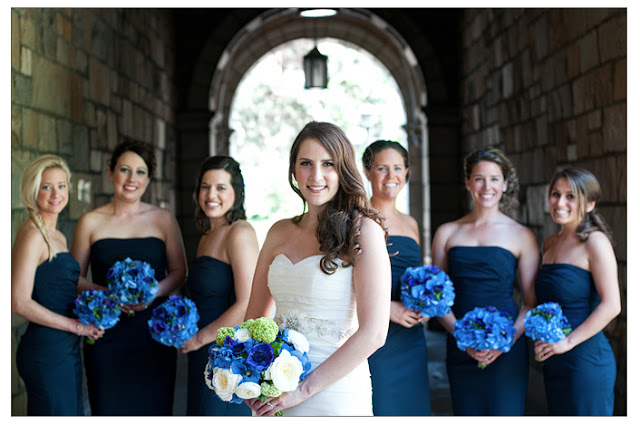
[
  {"left": 548, "top": 176, "right": 594, "bottom": 226},
  {"left": 198, "top": 169, "right": 236, "bottom": 223},
  {"left": 366, "top": 148, "right": 408, "bottom": 201},
  {"left": 465, "top": 160, "right": 508, "bottom": 210},
  {"left": 109, "top": 151, "right": 150, "bottom": 202},
  {"left": 36, "top": 167, "right": 69, "bottom": 216},
  {"left": 293, "top": 138, "right": 340, "bottom": 209}
]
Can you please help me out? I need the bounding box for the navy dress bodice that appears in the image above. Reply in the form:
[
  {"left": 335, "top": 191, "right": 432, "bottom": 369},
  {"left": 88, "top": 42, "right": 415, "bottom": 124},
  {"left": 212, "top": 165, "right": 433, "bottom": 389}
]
[
  {"left": 184, "top": 256, "right": 250, "bottom": 416},
  {"left": 16, "top": 253, "right": 84, "bottom": 415},
  {"left": 368, "top": 236, "right": 431, "bottom": 416},
  {"left": 535, "top": 264, "right": 616, "bottom": 415},
  {"left": 83, "top": 237, "right": 177, "bottom": 416},
  {"left": 445, "top": 246, "right": 528, "bottom": 416}
]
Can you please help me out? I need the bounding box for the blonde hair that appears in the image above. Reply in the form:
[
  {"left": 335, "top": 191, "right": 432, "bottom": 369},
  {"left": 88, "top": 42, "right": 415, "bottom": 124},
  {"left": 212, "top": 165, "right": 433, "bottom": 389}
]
[{"left": 20, "top": 155, "right": 72, "bottom": 261}]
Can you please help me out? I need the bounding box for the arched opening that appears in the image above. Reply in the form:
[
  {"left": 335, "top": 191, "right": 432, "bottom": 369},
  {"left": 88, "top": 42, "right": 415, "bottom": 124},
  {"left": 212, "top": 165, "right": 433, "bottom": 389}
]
[{"left": 227, "top": 38, "right": 408, "bottom": 245}]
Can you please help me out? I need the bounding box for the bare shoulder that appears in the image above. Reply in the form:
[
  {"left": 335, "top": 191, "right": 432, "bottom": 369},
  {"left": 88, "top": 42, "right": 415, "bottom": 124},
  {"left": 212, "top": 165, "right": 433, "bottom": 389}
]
[
  {"left": 360, "top": 216, "right": 385, "bottom": 237},
  {"left": 13, "top": 220, "right": 47, "bottom": 258},
  {"left": 542, "top": 233, "right": 559, "bottom": 253},
  {"left": 584, "top": 231, "right": 615, "bottom": 257},
  {"left": 227, "top": 219, "right": 258, "bottom": 241},
  {"left": 433, "top": 219, "right": 462, "bottom": 240}
]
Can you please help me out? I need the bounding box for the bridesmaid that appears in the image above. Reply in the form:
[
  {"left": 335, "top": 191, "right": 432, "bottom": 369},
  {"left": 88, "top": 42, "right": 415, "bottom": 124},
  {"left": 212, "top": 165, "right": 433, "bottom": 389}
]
[
  {"left": 12, "top": 155, "right": 103, "bottom": 415},
  {"left": 70, "top": 140, "right": 187, "bottom": 415},
  {"left": 179, "top": 156, "right": 258, "bottom": 416},
  {"left": 362, "top": 140, "right": 431, "bottom": 416},
  {"left": 431, "top": 147, "right": 539, "bottom": 415},
  {"left": 534, "top": 168, "right": 620, "bottom": 415}
]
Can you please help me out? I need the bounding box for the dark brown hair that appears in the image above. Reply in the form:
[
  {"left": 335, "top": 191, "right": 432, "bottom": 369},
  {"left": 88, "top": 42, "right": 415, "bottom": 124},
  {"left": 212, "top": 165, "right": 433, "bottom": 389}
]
[
  {"left": 548, "top": 167, "right": 613, "bottom": 243},
  {"left": 289, "top": 121, "right": 387, "bottom": 274},
  {"left": 193, "top": 156, "right": 247, "bottom": 233},
  {"left": 464, "top": 146, "right": 519, "bottom": 217},
  {"left": 108, "top": 139, "right": 157, "bottom": 177}
]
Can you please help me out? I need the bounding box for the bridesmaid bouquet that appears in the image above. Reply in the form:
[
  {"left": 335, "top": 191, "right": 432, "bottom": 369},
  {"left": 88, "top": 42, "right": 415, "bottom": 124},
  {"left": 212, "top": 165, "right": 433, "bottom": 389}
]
[
  {"left": 106, "top": 257, "right": 159, "bottom": 309},
  {"left": 147, "top": 295, "right": 200, "bottom": 347},
  {"left": 399, "top": 264, "right": 456, "bottom": 318},
  {"left": 74, "top": 288, "right": 122, "bottom": 343},
  {"left": 524, "top": 302, "right": 572, "bottom": 346},
  {"left": 205, "top": 317, "right": 312, "bottom": 415},
  {"left": 453, "top": 306, "right": 516, "bottom": 368}
]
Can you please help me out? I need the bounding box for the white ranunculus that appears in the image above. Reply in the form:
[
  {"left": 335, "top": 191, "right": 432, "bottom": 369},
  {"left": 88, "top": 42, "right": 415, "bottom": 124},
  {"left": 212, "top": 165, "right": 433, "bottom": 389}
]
[
  {"left": 269, "top": 349, "right": 304, "bottom": 392},
  {"left": 286, "top": 329, "right": 310, "bottom": 353},
  {"left": 235, "top": 381, "right": 261, "bottom": 399},
  {"left": 234, "top": 328, "right": 251, "bottom": 343},
  {"left": 211, "top": 367, "right": 242, "bottom": 402}
]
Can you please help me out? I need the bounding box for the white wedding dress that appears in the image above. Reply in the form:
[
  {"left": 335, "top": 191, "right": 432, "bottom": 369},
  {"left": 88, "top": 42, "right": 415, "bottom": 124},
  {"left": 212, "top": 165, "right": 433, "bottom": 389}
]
[{"left": 267, "top": 253, "right": 373, "bottom": 416}]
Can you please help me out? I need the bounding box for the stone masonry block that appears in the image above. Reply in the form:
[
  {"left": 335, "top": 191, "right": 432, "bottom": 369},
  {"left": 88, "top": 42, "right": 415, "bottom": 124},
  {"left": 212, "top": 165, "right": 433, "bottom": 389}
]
[
  {"left": 598, "top": 14, "right": 627, "bottom": 62},
  {"left": 578, "top": 30, "right": 599, "bottom": 73},
  {"left": 614, "top": 59, "right": 626, "bottom": 101},
  {"left": 603, "top": 103, "right": 626, "bottom": 153}
]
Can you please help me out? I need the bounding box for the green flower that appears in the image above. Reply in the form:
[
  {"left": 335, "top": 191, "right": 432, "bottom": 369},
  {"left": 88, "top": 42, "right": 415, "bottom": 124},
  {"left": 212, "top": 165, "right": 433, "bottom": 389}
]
[
  {"left": 216, "top": 327, "right": 236, "bottom": 346},
  {"left": 260, "top": 381, "right": 282, "bottom": 398},
  {"left": 239, "top": 319, "right": 255, "bottom": 330},
  {"left": 249, "top": 317, "right": 279, "bottom": 343}
]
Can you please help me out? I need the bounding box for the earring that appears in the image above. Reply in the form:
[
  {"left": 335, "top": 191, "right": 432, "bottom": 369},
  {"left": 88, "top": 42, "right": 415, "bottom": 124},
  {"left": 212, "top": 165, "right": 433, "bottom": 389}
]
[{"left": 502, "top": 187, "right": 507, "bottom": 193}]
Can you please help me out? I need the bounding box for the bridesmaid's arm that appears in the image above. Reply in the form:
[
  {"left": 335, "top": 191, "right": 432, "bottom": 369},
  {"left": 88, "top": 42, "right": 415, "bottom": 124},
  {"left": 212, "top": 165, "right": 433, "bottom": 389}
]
[
  {"left": 254, "top": 218, "right": 391, "bottom": 416},
  {"left": 181, "top": 222, "right": 259, "bottom": 353},
  {"left": 155, "top": 209, "right": 188, "bottom": 298},
  {"left": 12, "top": 226, "right": 103, "bottom": 339},
  {"left": 70, "top": 212, "right": 105, "bottom": 292},
  {"left": 535, "top": 232, "right": 620, "bottom": 361},
  {"left": 512, "top": 226, "right": 540, "bottom": 342},
  {"left": 431, "top": 223, "right": 456, "bottom": 334}
]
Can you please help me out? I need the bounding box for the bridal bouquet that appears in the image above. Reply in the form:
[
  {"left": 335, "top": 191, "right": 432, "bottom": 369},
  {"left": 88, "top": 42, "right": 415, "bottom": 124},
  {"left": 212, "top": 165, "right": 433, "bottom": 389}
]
[
  {"left": 524, "top": 302, "right": 572, "bottom": 347},
  {"left": 147, "top": 295, "right": 200, "bottom": 347},
  {"left": 106, "top": 257, "right": 159, "bottom": 307},
  {"left": 205, "top": 317, "right": 312, "bottom": 415},
  {"left": 74, "top": 288, "right": 122, "bottom": 337},
  {"left": 399, "top": 264, "right": 455, "bottom": 318},
  {"left": 453, "top": 305, "right": 516, "bottom": 368}
]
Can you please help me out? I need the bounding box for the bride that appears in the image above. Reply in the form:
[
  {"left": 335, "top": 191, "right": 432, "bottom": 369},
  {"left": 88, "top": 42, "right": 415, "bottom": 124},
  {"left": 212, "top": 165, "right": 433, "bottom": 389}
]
[{"left": 244, "top": 121, "right": 391, "bottom": 416}]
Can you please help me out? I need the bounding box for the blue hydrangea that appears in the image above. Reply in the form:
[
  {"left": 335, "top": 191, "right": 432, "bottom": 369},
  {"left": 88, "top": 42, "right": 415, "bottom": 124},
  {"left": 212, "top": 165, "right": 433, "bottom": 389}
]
[
  {"left": 106, "top": 257, "right": 159, "bottom": 305},
  {"left": 524, "top": 302, "right": 572, "bottom": 343},
  {"left": 74, "top": 288, "right": 121, "bottom": 330},
  {"left": 147, "top": 295, "right": 199, "bottom": 347},
  {"left": 453, "top": 306, "right": 516, "bottom": 358},
  {"left": 399, "top": 264, "right": 456, "bottom": 318}
]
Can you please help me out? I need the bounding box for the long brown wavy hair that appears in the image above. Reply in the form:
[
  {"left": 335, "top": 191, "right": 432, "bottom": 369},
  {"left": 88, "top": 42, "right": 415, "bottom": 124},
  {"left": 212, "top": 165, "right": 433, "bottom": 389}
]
[
  {"left": 548, "top": 167, "right": 613, "bottom": 243},
  {"left": 288, "top": 122, "right": 387, "bottom": 274}
]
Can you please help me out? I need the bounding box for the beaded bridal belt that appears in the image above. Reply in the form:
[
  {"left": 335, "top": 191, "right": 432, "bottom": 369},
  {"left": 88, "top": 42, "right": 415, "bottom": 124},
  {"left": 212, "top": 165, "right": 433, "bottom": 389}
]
[{"left": 274, "top": 311, "right": 357, "bottom": 341}]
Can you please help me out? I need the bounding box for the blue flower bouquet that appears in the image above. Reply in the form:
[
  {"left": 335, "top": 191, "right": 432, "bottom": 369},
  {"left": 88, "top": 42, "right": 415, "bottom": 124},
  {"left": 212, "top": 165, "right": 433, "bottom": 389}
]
[
  {"left": 106, "top": 257, "right": 159, "bottom": 307},
  {"left": 524, "top": 302, "right": 572, "bottom": 348},
  {"left": 453, "top": 305, "right": 516, "bottom": 368},
  {"left": 147, "top": 295, "right": 200, "bottom": 347},
  {"left": 73, "top": 288, "right": 121, "bottom": 344},
  {"left": 399, "top": 264, "right": 456, "bottom": 318},
  {"left": 205, "top": 317, "right": 312, "bottom": 415}
]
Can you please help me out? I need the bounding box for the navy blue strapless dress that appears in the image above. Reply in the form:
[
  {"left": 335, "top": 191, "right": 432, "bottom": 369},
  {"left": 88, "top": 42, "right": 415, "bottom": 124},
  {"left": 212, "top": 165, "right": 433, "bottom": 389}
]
[
  {"left": 446, "top": 246, "right": 528, "bottom": 415},
  {"left": 184, "top": 256, "right": 251, "bottom": 416},
  {"left": 16, "top": 253, "right": 83, "bottom": 415},
  {"left": 83, "top": 237, "right": 177, "bottom": 415},
  {"left": 368, "top": 236, "right": 431, "bottom": 416},
  {"left": 535, "top": 264, "right": 616, "bottom": 415}
]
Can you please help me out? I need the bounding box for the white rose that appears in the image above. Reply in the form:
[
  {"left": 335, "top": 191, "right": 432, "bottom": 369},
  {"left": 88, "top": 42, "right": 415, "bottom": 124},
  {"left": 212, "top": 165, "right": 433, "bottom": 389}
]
[
  {"left": 286, "top": 329, "right": 310, "bottom": 353},
  {"left": 211, "top": 367, "right": 242, "bottom": 402},
  {"left": 203, "top": 362, "right": 215, "bottom": 391},
  {"left": 269, "top": 349, "right": 304, "bottom": 392},
  {"left": 234, "top": 328, "right": 251, "bottom": 343},
  {"left": 235, "top": 381, "right": 261, "bottom": 399}
]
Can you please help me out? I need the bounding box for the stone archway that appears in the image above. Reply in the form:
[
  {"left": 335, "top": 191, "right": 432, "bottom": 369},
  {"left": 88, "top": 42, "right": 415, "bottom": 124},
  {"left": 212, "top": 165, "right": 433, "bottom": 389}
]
[{"left": 178, "top": 8, "right": 453, "bottom": 261}]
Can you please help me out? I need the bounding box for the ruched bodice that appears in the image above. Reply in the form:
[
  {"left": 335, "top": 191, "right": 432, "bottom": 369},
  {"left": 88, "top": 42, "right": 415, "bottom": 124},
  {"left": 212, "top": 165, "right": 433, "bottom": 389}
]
[
  {"left": 445, "top": 245, "right": 528, "bottom": 415},
  {"left": 448, "top": 246, "right": 519, "bottom": 318},
  {"left": 268, "top": 253, "right": 372, "bottom": 416},
  {"left": 184, "top": 255, "right": 249, "bottom": 416},
  {"left": 16, "top": 253, "right": 84, "bottom": 415},
  {"left": 83, "top": 237, "right": 176, "bottom": 416},
  {"left": 534, "top": 263, "right": 616, "bottom": 415},
  {"left": 368, "top": 236, "right": 431, "bottom": 416}
]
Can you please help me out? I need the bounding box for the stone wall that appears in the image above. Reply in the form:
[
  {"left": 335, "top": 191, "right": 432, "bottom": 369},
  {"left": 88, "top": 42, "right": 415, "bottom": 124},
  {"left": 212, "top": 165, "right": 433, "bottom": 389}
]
[
  {"left": 10, "top": 8, "right": 177, "bottom": 415},
  {"left": 459, "top": 8, "right": 626, "bottom": 414}
]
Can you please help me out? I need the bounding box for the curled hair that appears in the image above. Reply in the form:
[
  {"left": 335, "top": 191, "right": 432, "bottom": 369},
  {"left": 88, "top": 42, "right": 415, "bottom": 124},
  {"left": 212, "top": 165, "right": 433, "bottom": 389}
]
[
  {"left": 20, "top": 155, "right": 71, "bottom": 261},
  {"left": 108, "top": 139, "right": 156, "bottom": 177},
  {"left": 362, "top": 139, "right": 411, "bottom": 182},
  {"left": 193, "top": 156, "right": 247, "bottom": 233},
  {"left": 548, "top": 167, "right": 613, "bottom": 243},
  {"left": 464, "top": 146, "right": 519, "bottom": 216},
  {"left": 289, "top": 122, "right": 387, "bottom": 274}
]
